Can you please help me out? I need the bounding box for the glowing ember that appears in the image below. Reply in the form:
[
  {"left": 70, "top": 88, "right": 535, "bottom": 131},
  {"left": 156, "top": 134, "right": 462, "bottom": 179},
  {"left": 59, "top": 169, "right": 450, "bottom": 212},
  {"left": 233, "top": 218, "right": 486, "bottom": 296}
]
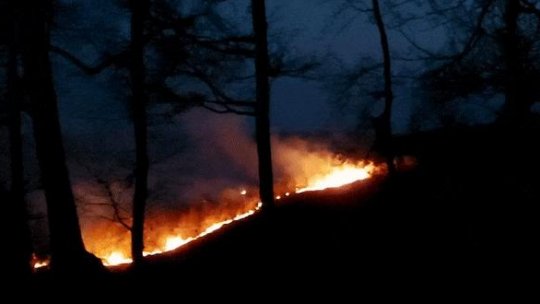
[
  {"left": 33, "top": 260, "right": 49, "bottom": 269},
  {"left": 31, "top": 254, "right": 50, "bottom": 269}
]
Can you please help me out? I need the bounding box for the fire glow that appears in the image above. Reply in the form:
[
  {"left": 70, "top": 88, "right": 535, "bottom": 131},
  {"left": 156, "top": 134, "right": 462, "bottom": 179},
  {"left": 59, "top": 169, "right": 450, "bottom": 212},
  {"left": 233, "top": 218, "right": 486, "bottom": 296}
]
[
  {"left": 32, "top": 154, "right": 380, "bottom": 269},
  {"left": 95, "top": 202, "right": 262, "bottom": 266},
  {"left": 295, "top": 163, "right": 374, "bottom": 193}
]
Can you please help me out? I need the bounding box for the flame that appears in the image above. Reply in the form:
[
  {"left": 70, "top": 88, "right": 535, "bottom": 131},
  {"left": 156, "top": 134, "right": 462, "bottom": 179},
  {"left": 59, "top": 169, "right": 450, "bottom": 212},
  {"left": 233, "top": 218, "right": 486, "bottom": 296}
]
[
  {"left": 103, "top": 252, "right": 132, "bottom": 266},
  {"left": 32, "top": 139, "right": 384, "bottom": 270},
  {"left": 295, "top": 163, "right": 375, "bottom": 193},
  {"left": 31, "top": 254, "right": 50, "bottom": 270},
  {"left": 33, "top": 260, "right": 49, "bottom": 269},
  {"left": 87, "top": 202, "right": 263, "bottom": 267},
  {"left": 164, "top": 236, "right": 192, "bottom": 251}
]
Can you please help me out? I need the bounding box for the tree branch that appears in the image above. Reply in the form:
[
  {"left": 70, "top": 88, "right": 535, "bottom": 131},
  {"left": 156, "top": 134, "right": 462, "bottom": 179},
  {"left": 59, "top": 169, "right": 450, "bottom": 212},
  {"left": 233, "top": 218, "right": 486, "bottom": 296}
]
[
  {"left": 398, "top": 0, "right": 494, "bottom": 65},
  {"left": 520, "top": 0, "right": 540, "bottom": 18},
  {"left": 72, "top": 158, "right": 132, "bottom": 231},
  {"left": 50, "top": 46, "right": 125, "bottom": 75},
  {"left": 201, "top": 103, "right": 256, "bottom": 116},
  {"left": 147, "top": 82, "right": 256, "bottom": 116}
]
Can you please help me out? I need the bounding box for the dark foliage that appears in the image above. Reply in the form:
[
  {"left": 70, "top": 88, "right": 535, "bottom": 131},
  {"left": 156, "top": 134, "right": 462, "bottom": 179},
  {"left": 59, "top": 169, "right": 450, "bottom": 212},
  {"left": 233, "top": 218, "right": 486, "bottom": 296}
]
[{"left": 421, "top": 0, "right": 540, "bottom": 124}]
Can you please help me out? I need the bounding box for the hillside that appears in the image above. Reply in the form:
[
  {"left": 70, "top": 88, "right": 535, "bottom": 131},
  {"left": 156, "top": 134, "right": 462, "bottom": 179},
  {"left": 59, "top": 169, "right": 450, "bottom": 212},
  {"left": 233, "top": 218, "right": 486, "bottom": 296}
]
[{"left": 28, "top": 125, "right": 537, "bottom": 296}]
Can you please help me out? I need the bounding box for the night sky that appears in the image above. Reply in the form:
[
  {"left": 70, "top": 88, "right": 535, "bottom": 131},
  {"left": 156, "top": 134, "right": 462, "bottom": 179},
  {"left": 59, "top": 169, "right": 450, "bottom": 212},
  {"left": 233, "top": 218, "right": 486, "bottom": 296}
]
[{"left": 53, "top": 0, "right": 444, "bottom": 135}]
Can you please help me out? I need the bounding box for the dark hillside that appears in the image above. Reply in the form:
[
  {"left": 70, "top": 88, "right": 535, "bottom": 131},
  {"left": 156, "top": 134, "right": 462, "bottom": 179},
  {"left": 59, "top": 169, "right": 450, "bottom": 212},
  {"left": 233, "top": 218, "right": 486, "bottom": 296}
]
[{"left": 29, "top": 125, "right": 537, "bottom": 295}]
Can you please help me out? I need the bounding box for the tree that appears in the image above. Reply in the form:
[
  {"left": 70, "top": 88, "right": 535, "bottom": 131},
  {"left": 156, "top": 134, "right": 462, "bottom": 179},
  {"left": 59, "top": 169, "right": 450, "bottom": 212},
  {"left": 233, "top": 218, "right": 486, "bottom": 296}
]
[
  {"left": 148, "top": 0, "right": 313, "bottom": 211},
  {"left": 150, "top": 0, "right": 314, "bottom": 211},
  {"left": 19, "top": 0, "right": 102, "bottom": 274},
  {"left": 371, "top": 0, "right": 396, "bottom": 174},
  {"left": 1, "top": 0, "right": 33, "bottom": 278},
  {"left": 129, "top": 0, "right": 150, "bottom": 267},
  {"left": 327, "top": 0, "right": 398, "bottom": 172},
  {"left": 142, "top": 0, "right": 280, "bottom": 210},
  {"left": 51, "top": 0, "right": 253, "bottom": 263},
  {"left": 251, "top": 0, "right": 275, "bottom": 210},
  {"left": 419, "top": 0, "right": 540, "bottom": 127},
  {"left": 500, "top": 0, "right": 526, "bottom": 125}
]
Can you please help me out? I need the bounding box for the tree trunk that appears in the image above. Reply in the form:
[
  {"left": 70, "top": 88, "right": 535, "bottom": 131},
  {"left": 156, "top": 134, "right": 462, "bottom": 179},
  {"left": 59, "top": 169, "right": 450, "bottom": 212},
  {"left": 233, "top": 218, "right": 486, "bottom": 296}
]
[
  {"left": 372, "top": 0, "right": 396, "bottom": 175},
  {"left": 20, "top": 0, "right": 102, "bottom": 274},
  {"left": 130, "top": 0, "right": 150, "bottom": 266},
  {"left": 5, "top": 6, "right": 33, "bottom": 278},
  {"left": 251, "top": 0, "right": 275, "bottom": 211},
  {"left": 500, "top": 0, "right": 528, "bottom": 126}
]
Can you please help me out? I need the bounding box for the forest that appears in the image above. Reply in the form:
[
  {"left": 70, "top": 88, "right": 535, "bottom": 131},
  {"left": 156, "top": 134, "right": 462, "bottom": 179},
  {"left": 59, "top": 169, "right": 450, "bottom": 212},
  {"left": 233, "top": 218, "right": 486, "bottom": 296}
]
[{"left": 1, "top": 0, "right": 537, "bottom": 294}]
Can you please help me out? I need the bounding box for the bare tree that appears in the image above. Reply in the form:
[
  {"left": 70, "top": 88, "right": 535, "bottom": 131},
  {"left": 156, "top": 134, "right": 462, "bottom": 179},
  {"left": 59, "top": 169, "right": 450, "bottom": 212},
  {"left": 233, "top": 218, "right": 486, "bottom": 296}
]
[
  {"left": 1, "top": 0, "right": 33, "bottom": 278},
  {"left": 19, "top": 0, "right": 102, "bottom": 274},
  {"left": 371, "top": 0, "right": 396, "bottom": 174},
  {"left": 251, "top": 0, "right": 275, "bottom": 210},
  {"left": 129, "top": 0, "right": 150, "bottom": 267},
  {"left": 326, "top": 0, "right": 399, "bottom": 172}
]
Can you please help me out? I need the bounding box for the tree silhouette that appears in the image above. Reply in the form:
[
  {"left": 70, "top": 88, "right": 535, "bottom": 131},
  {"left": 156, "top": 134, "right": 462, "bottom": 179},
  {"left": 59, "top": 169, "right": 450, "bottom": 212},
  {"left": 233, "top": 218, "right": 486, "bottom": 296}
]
[
  {"left": 326, "top": 0, "right": 398, "bottom": 171},
  {"left": 1, "top": 0, "right": 32, "bottom": 278},
  {"left": 371, "top": 0, "right": 396, "bottom": 174},
  {"left": 251, "top": 0, "right": 275, "bottom": 210},
  {"left": 18, "top": 0, "right": 102, "bottom": 274},
  {"left": 51, "top": 0, "right": 254, "bottom": 263},
  {"left": 135, "top": 1, "right": 313, "bottom": 211},
  {"left": 129, "top": 0, "right": 150, "bottom": 267},
  {"left": 143, "top": 0, "right": 281, "bottom": 210}
]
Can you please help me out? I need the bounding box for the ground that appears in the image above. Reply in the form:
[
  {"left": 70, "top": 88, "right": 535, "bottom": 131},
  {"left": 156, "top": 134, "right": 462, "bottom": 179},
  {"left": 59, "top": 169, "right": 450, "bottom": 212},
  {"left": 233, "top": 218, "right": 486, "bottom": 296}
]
[{"left": 27, "top": 124, "right": 537, "bottom": 296}]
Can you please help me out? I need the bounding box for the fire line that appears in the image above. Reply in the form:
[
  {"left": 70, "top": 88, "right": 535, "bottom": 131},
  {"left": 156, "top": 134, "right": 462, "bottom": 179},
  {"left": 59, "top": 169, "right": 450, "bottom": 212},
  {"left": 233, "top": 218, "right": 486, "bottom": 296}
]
[{"left": 32, "top": 160, "right": 379, "bottom": 269}]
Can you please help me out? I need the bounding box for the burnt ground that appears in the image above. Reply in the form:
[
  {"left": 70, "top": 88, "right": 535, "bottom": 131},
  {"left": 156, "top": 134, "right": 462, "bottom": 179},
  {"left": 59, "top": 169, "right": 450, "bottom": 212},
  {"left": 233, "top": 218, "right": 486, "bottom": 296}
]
[{"left": 27, "top": 125, "right": 537, "bottom": 297}]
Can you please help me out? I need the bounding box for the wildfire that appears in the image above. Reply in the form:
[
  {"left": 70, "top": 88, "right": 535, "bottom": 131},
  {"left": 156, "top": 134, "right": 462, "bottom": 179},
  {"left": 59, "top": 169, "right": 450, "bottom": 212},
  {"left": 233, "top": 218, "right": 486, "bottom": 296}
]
[
  {"left": 93, "top": 202, "right": 263, "bottom": 266},
  {"left": 295, "top": 163, "right": 375, "bottom": 193},
  {"left": 103, "top": 252, "right": 132, "bottom": 266},
  {"left": 32, "top": 146, "right": 382, "bottom": 270}
]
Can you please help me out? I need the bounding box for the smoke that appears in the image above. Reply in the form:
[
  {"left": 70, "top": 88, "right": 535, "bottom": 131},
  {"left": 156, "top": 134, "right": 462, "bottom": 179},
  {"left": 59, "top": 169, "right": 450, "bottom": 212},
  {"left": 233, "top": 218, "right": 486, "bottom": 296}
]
[
  {"left": 28, "top": 106, "right": 372, "bottom": 262},
  {"left": 173, "top": 108, "right": 363, "bottom": 199},
  {"left": 170, "top": 108, "right": 259, "bottom": 201},
  {"left": 70, "top": 107, "right": 366, "bottom": 219}
]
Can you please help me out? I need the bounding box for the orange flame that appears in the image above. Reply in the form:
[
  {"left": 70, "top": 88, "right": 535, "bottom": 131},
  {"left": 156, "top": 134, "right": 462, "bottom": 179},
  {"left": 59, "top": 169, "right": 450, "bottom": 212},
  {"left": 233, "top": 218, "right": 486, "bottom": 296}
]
[
  {"left": 85, "top": 202, "right": 263, "bottom": 266},
  {"left": 33, "top": 151, "right": 382, "bottom": 270},
  {"left": 32, "top": 256, "right": 49, "bottom": 269},
  {"left": 295, "top": 162, "right": 375, "bottom": 193}
]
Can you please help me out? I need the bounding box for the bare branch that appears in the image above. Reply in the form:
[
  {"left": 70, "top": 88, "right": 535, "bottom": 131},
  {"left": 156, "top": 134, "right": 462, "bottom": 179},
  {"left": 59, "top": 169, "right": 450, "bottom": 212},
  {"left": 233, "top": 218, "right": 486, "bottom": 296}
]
[
  {"left": 398, "top": 0, "right": 495, "bottom": 65},
  {"left": 72, "top": 158, "right": 132, "bottom": 231},
  {"left": 201, "top": 103, "right": 256, "bottom": 116},
  {"left": 99, "top": 178, "right": 132, "bottom": 231},
  {"left": 147, "top": 82, "right": 256, "bottom": 116},
  {"left": 190, "top": 34, "right": 255, "bottom": 57},
  {"left": 50, "top": 45, "right": 125, "bottom": 75}
]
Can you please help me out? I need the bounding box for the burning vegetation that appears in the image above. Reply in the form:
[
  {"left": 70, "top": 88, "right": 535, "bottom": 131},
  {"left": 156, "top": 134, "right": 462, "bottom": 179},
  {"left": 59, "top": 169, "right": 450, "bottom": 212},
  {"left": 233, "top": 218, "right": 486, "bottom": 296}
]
[{"left": 32, "top": 139, "right": 384, "bottom": 269}]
